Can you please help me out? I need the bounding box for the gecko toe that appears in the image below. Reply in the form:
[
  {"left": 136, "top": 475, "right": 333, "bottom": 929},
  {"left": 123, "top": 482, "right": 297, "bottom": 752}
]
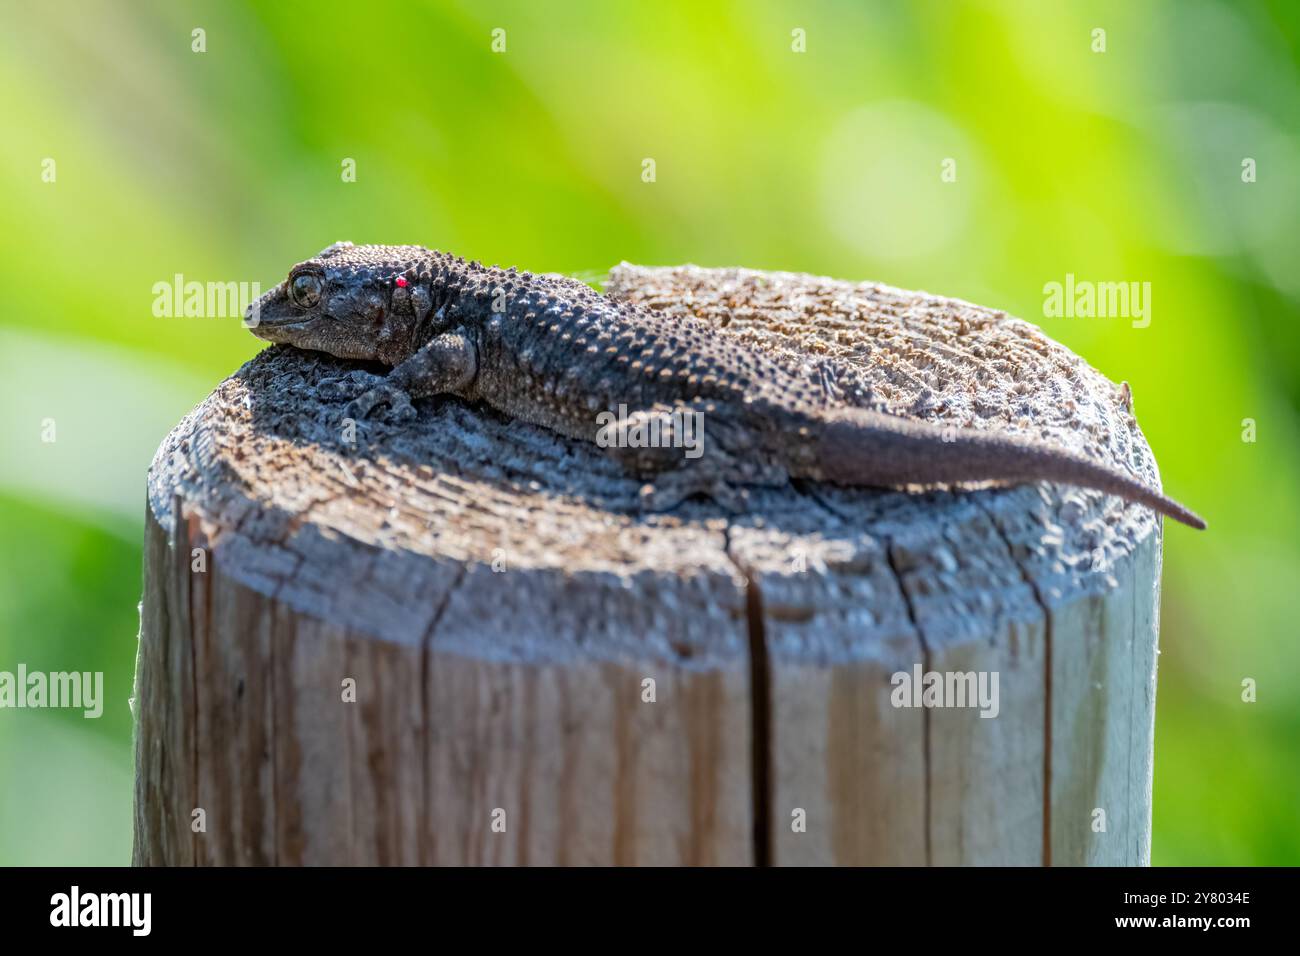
[
  {"left": 386, "top": 398, "right": 417, "bottom": 422},
  {"left": 636, "top": 472, "right": 748, "bottom": 515},
  {"left": 638, "top": 481, "right": 686, "bottom": 513},
  {"left": 343, "top": 384, "right": 414, "bottom": 422},
  {"left": 320, "top": 370, "right": 384, "bottom": 401}
]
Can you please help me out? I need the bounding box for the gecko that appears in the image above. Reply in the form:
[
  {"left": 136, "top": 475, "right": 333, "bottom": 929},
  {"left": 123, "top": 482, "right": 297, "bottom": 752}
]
[{"left": 245, "top": 242, "right": 1206, "bottom": 529}]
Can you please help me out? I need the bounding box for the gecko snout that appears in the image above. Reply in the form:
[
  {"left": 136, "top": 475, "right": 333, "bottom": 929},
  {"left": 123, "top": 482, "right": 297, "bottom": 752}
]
[{"left": 244, "top": 283, "right": 307, "bottom": 341}]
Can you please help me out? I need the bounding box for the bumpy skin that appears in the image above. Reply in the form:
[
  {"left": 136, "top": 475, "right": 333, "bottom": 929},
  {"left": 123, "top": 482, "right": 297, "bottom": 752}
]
[{"left": 247, "top": 242, "right": 1205, "bottom": 529}]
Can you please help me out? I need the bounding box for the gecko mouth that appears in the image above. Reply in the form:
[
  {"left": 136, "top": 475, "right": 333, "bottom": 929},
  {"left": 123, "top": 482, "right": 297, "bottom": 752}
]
[
  {"left": 246, "top": 315, "right": 308, "bottom": 340},
  {"left": 250, "top": 320, "right": 310, "bottom": 342},
  {"left": 244, "top": 284, "right": 304, "bottom": 332}
]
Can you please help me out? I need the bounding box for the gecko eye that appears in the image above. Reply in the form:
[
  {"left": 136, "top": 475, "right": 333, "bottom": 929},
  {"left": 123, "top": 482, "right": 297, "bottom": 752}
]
[{"left": 290, "top": 273, "right": 323, "bottom": 309}]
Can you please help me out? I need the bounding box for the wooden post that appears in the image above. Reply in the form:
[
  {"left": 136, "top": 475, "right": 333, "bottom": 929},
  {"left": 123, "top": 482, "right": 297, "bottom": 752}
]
[{"left": 134, "top": 265, "right": 1163, "bottom": 866}]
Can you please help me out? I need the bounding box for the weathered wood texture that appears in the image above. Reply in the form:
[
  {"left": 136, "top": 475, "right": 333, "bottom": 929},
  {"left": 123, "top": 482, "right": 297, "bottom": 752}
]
[{"left": 134, "top": 264, "right": 1164, "bottom": 866}]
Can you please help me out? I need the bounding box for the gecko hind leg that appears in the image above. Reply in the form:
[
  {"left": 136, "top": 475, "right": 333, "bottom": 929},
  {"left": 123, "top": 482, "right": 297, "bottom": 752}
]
[
  {"left": 603, "top": 404, "right": 784, "bottom": 514},
  {"left": 816, "top": 360, "right": 844, "bottom": 403},
  {"left": 636, "top": 454, "right": 791, "bottom": 513},
  {"left": 637, "top": 463, "right": 750, "bottom": 514}
]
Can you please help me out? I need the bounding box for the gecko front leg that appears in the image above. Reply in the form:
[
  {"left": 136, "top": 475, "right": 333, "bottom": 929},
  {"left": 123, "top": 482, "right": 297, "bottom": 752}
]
[{"left": 341, "top": 330, "right": 478, "bottom": 422}]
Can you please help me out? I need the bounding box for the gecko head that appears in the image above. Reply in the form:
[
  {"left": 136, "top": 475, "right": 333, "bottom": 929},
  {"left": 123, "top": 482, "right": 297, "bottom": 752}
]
[{"left": 246, "top": 241, "right": 431, "bottom": 364}]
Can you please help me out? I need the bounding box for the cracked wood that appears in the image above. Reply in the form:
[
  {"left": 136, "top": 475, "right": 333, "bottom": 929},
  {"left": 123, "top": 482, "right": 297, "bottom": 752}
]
[{"left": 134, "top": 264, "right": 1163, "bottom": 866}]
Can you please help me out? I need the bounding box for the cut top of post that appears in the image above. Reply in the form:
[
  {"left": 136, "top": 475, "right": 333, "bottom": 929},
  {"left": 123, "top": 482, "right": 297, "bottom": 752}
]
[{"left": 148, "top": 264, "right": 1161, "bottom": 661}]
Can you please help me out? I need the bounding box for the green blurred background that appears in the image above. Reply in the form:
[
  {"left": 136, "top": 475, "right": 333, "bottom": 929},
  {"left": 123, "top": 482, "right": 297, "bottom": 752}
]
[{"left": 1, "top": 0, "right": 1296, "bottom": 865}]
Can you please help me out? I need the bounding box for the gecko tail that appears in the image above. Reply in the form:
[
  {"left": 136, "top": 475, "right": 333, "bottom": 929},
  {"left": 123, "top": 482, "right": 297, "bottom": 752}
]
[{"left": 817, "top": 410, "right": 1207, "bottom": 530}]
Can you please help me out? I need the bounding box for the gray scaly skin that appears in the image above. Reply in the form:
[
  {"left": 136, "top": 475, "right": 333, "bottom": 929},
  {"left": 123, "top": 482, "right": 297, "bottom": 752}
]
[{"left": 247, "top": 242, "right": 1206, "bottom": 529}]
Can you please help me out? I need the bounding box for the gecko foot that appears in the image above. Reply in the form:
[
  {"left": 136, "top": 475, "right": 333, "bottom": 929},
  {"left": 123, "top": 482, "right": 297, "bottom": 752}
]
[
  {"left": 343, "top": 384, "right": 417, "bottom": 423},
  {"left": 816, "top": 361, "right": 844, "bottom": 403},
  {"left": 638, "top": 474, "right": 749, "bottom": 514},
  {"left": 319, "top": 370, "right": 386, "bottom": 401}
]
